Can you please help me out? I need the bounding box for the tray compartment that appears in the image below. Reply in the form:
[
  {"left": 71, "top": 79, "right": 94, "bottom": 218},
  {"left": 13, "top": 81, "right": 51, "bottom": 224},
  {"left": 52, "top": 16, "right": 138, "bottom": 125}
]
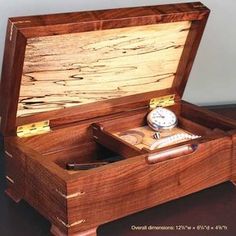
[
  {"left": 20, "top": 118, "right": 127, "bottom": 171},
  {"left": 44, "top": 142, "right": 125, "bottom": 170},
  {"left": 92, "top": 104, "right": 224, "bottom": 156}
]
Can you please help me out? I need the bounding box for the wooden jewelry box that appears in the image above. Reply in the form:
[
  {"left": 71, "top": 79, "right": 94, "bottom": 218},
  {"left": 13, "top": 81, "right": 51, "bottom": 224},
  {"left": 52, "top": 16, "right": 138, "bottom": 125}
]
[{"left": 0, "top": 2, "right": 236, "bottom": 236}]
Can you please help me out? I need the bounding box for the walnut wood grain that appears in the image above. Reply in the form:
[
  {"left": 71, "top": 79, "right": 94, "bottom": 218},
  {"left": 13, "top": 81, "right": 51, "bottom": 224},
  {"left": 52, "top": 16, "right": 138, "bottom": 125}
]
[
  {"left": 4, "top": 141, "right": 26, "bottom": 203},
  {"left": 51, "top": 225, "right": 97, "bottom": 236},
  {"left": 173, "top": 15, "right": 209, "bottom": 97},
  {"left": 0, "top": 20, "right": 27, "bottom": 136},
  {"left": 93, "top": 104, "right": 180, "bottom": 133},
  {"left": 181, "top": 101, "right": 236, "bottom": 130},
  {"left": 17, "top": 108, "right": 150, "bottom": 154},
  {"left": 178, "top": 116, "right": 212, "bottom": 136},
  {"left": 2, "top": 3, "right": 236, "bottom": 236},
  {"left": 65, "top": 137, "right": 232, "bottom": 234},
  {"left": 231, "top": 133, "right": 236, "bottom": 185},
  {"left": 6, "top": 127, "right": 231, "bottom": 234},
  {"left": 92, "top": 123, "right": 142, "bottom": 157},
  {"left": 16, "top": 88, "right": 175, "bottom": 128},
  {"left": 3, "top": 101, "right": 236, "bottom": 236},
  {"left": 9, "top": 2, "right": 209, "bottom": 38},
  {"left": 93, "top": 104, "right": 227, "bottom": 154},
  {"left": 5, "top": 139, "right": 70, "bottom": 234}
]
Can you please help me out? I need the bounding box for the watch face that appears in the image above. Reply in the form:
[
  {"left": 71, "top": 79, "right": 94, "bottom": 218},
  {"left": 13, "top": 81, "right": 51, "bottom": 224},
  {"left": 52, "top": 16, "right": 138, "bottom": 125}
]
[{"left": 147, "top": 107, "right": 177, "bottom": 131}]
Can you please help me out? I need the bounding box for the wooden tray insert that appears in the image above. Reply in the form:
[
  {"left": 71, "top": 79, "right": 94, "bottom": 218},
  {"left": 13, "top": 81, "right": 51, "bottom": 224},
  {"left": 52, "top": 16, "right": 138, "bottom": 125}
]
[
  {"left": 114, "top": 126, "right": 196, "bottom": 150},
  {"left": 92, "top": 104, "right": 227, "bottom": 155}
]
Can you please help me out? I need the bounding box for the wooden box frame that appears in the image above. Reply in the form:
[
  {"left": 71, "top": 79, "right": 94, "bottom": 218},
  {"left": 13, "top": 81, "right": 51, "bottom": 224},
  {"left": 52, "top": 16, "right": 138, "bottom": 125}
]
[{"left": 0, "top": 2, "right": 236, "bottom": 236}]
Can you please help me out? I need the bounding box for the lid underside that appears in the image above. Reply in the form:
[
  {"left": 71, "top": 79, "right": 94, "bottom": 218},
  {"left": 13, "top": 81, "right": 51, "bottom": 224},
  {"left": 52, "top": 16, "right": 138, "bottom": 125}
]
[
  {"left": 18, "top": 21, "right": 190, "bottom": 117},
  {"left": 0, "top": 2, "right": 210, "bottom": 135}
]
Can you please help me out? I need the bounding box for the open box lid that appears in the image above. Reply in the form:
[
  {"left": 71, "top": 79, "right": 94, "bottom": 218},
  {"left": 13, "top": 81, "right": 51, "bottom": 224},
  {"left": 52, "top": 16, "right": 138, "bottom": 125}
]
[{"left": 0, "top": 2, "right": 210, "bottom": 136}]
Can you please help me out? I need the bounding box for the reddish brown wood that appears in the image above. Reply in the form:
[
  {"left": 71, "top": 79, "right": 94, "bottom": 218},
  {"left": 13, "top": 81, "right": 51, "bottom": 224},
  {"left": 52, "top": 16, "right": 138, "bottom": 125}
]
[
  {"left": 178, "top": 116, "right": 212, "bottom": 135},
  {"left": 10, "top": 2, "right": 209, "bottom": 38},
  {"left": 51, "top": 225, "right": 67, "bottom": 236},
  {"left": 4, "top": 141, "right": 26, "bottom": 202},
  {"left": 209, "top": 104, "right": 236, "bottom": 120},
  {"left": 16, "top": 108, "right": 151, "bottom": 154},
  {"left": 1, "top": 3, "right": 236, "bottom": 236},
  {"left": 3, "top": 101, "right": 236, "bottom": 235},
  {"left": 5, "top": 189, "right": 22, "bottom": 203},
  {"left": 16, "top": 89, "right": 174, "bottom": 129},
  {"left": 0, "top": 20, "right": 27, "bottom": 136},
  {"left": 146, "top": 144, "right": 197, "bottom": 164},
  {"left": 95, "top": 106, "right": 213, "bottom": 137},
  {"left": 204, "top": 105, "right": 236, "bottom": 185},
  {"left": 231, "top": 133, "right": 236, "bottom": 185},
  {"left": 51, "top": 225, "right": 97, "bottom": 236},
  {"left": 4, "top": 138, "right": 70, "bottom": 234},
  {"left": 93, "top": 102, "right": 230, "bottom": 156},
  {"left": 92, "top": 123, "right": 142, "bottom": 158},
  {"left": 181, "top": 101, "right": 236, "bottom": 130},
  {"left": 94, "top": 104, "right": 180, "bottom": 133},
  {"left": 173, "top": 14, "right": 209, "bottom": 97},
  {"left": 65, "top": 137, "right": 232, "bottom": 234}
]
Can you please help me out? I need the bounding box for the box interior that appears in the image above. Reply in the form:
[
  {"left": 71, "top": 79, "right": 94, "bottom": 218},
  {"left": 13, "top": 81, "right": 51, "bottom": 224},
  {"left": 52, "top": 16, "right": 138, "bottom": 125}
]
[{"left": 20, "top": 101, "right": 233, "bottom": 173}]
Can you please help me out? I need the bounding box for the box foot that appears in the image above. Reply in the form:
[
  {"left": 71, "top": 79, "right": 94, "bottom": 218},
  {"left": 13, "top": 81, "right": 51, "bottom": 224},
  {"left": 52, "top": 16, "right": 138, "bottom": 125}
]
[
  {"left": 5, "top": 188, "right": 22, "bottom": 203},
  {"left": 231, "top": 180, "right": 236, "bottom": 186},
  {"left": 50, "top": 225, "right": 66, "bottom": 236},
  {"left": 51, "top": 225, "right": 97, "bottom": 236}
]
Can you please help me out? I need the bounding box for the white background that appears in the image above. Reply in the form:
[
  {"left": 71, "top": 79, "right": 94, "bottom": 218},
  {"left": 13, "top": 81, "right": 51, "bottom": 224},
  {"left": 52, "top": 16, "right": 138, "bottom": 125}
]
[{"left": 0, "top": 0, "right": 235, "bottom": 105}]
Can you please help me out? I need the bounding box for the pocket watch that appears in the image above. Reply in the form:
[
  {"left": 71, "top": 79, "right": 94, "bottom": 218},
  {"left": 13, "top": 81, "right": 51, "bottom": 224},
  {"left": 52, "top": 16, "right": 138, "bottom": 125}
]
[{"left": 147, "top": 107, "right": 177, "bottom": 131}]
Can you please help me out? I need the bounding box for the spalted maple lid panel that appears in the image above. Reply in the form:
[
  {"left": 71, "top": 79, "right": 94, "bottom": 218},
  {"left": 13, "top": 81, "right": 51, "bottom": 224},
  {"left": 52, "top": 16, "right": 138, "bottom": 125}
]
[{"left": 18, "top": 21, "right": 191, "bottom": 117}]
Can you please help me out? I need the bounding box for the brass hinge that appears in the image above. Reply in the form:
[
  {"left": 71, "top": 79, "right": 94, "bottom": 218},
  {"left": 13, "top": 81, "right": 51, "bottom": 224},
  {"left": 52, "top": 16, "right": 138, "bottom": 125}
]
[
  {"left": 17, "top": 120, "right": 50, "bottom": 138},
  {"left": 149, "top": 94, "right": 175, "bottom": 110}
]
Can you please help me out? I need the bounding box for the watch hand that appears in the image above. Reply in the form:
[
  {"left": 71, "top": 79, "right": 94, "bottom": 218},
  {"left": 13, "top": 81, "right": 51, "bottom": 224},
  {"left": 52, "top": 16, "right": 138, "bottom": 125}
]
[{"left": 156, "top": 111, "right": 165, "bottom": 118}]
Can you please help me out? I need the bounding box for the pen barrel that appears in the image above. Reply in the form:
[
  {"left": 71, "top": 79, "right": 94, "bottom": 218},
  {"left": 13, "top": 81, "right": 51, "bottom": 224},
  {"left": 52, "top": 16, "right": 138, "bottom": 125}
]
[{"left": 146, "top": 144, "right": 198, "bottom": 164}]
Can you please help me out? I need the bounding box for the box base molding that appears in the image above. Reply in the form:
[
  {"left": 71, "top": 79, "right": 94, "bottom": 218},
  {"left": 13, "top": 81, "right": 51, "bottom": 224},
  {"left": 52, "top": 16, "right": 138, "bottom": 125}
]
[
  {"left": 50, "top": 225, "right": 98, "bottom": 236},
  {"left": 5, "top": 188, "right": 22, "bottom": 203}
]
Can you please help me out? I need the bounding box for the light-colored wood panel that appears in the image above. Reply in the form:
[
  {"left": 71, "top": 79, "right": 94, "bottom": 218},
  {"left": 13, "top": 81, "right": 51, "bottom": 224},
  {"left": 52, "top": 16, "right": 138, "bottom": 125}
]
[
  {"left": 18, "top": 21, "right": 191, "bottom": 117},
  {"left": 113, "top": 126, "right": 195, "bottom": 150}
]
